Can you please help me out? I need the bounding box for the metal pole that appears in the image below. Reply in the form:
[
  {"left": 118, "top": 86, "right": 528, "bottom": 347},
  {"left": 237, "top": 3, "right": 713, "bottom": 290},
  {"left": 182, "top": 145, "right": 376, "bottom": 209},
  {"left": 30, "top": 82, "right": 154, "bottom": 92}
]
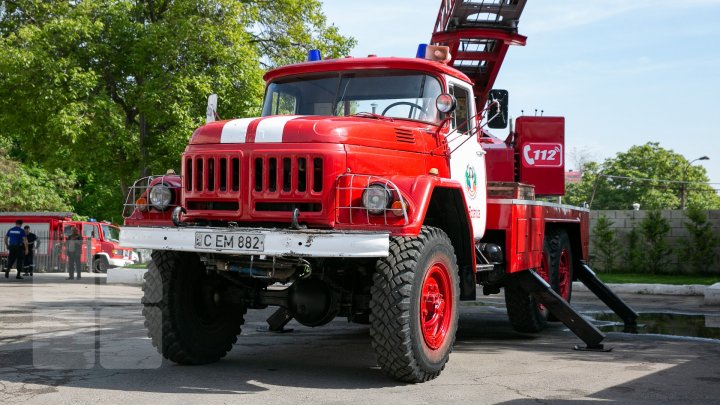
[{"left": 681, "top": 156, "right": 710, "bottom": 209}]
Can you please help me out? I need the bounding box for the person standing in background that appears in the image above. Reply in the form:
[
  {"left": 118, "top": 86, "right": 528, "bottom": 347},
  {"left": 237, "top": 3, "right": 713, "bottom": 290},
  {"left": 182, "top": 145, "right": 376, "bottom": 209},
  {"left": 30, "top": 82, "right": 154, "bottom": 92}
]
[
  {"left": 4, "top": 219, "right": 28, "bottom": 280},
  {"left": 66, "top": 227, "right": 83, "bottom": 280},
  {"left": 23, "top": 225, "right": 38, "bottom": 276}
]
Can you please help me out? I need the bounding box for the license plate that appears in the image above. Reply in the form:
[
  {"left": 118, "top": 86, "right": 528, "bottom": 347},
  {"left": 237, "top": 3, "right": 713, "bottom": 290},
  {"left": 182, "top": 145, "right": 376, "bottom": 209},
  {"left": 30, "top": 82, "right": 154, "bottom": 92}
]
[{"left": 194, "top": 232, "right": 265, "bottom": 252}]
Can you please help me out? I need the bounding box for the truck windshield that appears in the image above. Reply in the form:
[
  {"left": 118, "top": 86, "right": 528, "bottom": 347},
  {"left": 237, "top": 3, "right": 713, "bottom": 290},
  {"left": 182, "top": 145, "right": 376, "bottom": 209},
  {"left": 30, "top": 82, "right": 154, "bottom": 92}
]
[
  {"left": 102, "top": 224, "right": 120, "bottom": 242},
  {"left": 262, "top": 71, "right": 443, "bottom": 124}
]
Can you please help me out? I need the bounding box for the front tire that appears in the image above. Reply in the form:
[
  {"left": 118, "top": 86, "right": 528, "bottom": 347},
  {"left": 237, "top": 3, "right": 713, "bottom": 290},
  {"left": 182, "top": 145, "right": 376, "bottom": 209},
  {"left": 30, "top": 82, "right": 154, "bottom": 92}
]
[
  {"left": 93, "top": 257, "right": 109, "bottom": 273},
  {"left": 142, "top": 250, "right": 246, "bottom": 365},
  {"left": 370, "top": 226, "right": 459, "bottom": 383}
]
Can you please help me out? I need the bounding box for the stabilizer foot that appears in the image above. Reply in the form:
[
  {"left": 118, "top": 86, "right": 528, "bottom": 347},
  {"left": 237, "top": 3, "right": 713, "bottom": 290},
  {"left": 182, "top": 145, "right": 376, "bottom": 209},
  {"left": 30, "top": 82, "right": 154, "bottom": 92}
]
[
  {"left": 257, "top": 307, "right": 294, "bottom": 333},
  {"left": 574, "top": 344, "right": 613, "bottom": 352}
]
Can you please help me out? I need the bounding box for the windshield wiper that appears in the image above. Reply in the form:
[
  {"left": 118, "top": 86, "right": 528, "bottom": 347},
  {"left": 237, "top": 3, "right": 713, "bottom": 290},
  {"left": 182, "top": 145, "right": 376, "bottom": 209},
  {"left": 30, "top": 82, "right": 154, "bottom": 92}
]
[{"left": 351, "top": 112, "right": 394, "bottom": 122}]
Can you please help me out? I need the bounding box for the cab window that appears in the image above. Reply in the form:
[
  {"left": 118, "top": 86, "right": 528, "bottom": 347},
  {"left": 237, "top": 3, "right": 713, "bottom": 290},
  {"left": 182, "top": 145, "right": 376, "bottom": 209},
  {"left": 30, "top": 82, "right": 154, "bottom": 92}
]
[
  {"left": 262, "top": 71, "right": 443, "bottom": 124},
  {"left": 82, "top": 224, "right": 97, "bottom": 239},
  {"left": 102, "top": 224, "right": 120, "bottom": 242},
  {"left": 266, "top": 91, "right": 298, "bottom": 115},
  {"left": 449, "top": 85, "right": 471, "bottom": 134}
]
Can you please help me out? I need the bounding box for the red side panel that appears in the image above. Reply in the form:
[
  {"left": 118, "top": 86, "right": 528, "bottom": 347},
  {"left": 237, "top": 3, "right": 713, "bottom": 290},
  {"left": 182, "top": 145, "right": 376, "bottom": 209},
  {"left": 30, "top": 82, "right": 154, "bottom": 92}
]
[
  {"left": 486, "top": 200, "right": 589, "bottom": 273},
  {"left": 515, "top": 117, "right": 565, "bottom": 196}
]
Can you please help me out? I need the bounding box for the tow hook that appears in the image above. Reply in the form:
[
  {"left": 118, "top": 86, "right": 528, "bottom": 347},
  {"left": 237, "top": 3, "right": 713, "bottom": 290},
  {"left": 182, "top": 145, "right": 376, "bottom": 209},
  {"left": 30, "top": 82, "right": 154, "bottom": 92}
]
[{"left": 290, "top": 208, "right": 306, "bottom": 230}]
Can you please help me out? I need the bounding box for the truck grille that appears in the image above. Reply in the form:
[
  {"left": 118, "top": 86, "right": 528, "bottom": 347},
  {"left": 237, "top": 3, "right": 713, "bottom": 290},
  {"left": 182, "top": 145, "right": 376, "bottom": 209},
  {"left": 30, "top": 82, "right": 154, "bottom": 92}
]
[
  {"left": 184, "top": 153, "right": 324, "bottom": 213},
  {"left": 185, "top": 156, "right": 240, "bottom": 193},
  {"left": 253, "top": 155, "right": 323, "bottom": 194}
]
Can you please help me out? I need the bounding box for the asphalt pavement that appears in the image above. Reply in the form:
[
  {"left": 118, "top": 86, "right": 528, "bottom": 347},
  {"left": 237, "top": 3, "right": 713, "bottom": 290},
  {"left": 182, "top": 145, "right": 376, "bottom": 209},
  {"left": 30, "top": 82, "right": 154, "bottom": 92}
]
[{"left": 1, "top": 273, "right": 719, "bottom": 404}]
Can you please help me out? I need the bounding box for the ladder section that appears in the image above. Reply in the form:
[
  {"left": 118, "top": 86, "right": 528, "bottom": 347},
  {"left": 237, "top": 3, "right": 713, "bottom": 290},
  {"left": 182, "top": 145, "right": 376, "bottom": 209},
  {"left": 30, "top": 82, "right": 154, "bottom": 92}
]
[{"left": 431, "top": 0, "right": 527, "bottom": 107}]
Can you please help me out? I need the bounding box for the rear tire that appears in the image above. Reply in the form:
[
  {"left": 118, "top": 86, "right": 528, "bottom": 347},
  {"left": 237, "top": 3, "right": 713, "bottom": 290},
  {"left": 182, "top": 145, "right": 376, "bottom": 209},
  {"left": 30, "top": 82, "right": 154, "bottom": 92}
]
[
  {"left": 504, "top": 276, "right": 548, "bottom": 333},
  {"left": 504, "top": 228, "right": 575, "bottom": 331},
  {"left": 504, "top": 233, "right": 552, "bottom": 333},
  {"left": 142, "top": 250, "right": 246, "bottom": 365},
  {"left": 370, "top": 226, "right": 459, "bottom": 383}
]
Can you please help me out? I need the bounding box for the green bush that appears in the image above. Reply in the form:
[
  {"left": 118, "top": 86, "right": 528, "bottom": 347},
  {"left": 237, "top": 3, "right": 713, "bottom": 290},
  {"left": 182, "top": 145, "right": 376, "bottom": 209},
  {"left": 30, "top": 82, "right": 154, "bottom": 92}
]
[
  {"left": 623, "top": 228, "right": 645, "bottom": 273},
  {"left": 592, "top": 215, "right": 620, "bottom": 272},
  {"left": 678, "top": 207, "right": 720, "bottom": 274},
  {"left": 638, "top": 210, "right": 672, "bottom": 274}
]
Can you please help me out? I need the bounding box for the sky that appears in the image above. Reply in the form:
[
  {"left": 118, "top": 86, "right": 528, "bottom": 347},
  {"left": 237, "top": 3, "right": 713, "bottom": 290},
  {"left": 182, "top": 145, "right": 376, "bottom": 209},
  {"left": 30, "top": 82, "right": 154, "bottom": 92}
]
[{"left": 320, "top": 0, "right": 720, "bottom": 188}]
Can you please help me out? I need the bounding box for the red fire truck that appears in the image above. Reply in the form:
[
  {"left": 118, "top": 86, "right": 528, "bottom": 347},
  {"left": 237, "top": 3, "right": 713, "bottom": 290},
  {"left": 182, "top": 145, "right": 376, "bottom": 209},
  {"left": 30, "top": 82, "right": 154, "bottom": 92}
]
[
  {"left": 121, "top": 0, "right": 636, "bottom": 382},
  {"left": 0, "top": 212, "right": 134, "bottom": 273}
]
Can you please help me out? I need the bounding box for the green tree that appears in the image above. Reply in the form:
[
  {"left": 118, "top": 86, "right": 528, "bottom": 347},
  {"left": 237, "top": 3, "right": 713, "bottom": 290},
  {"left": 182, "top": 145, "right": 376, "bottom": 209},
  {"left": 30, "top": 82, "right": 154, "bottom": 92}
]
[
  {"left": 592, "top": 215, "right": 620, "bottom": 272},
  {"left": 639, "top": 210, "right": 672, "bottom": 274},
  {"left": 678, "top": 207, "right": 720, "bottom": 274},
  {"left": 565, "top": 142, "right": 720, "bottom": 210},
  {"left": 0, "top": 0, "right": 355, "bottom": 220},
  {"left": 623, "top": 228, "right": 644, "bottom": 273},
  {"left": 0, "top": 148, "right": 78, "bottom": 212}
]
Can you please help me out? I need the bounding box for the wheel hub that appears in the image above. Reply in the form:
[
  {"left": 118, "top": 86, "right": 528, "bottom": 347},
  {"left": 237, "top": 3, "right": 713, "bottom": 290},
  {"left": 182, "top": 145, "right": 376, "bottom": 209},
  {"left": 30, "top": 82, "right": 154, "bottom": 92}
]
[{"left": 420, "top": 263, "right": 453, "bottom": 350}]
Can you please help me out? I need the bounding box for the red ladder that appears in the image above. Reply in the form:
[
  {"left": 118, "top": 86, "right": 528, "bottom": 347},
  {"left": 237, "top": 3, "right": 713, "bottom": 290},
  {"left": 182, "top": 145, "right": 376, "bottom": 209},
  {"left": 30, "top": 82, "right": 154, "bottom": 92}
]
[{"left": 431, "top": 0, "right": 527, "bottom": 109}]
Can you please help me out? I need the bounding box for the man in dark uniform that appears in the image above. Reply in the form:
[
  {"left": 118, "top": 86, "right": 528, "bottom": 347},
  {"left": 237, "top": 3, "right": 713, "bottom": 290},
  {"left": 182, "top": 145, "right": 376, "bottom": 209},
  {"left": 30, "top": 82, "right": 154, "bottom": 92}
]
[
  {"left": 4, "top": 219, "right": 28, "bottom": 279},
  {"left": 23, "top": 225, "right": 38, "bottom": 276},
  {"left": 66, "top": 227, "right": 83, "bottom": 280}
]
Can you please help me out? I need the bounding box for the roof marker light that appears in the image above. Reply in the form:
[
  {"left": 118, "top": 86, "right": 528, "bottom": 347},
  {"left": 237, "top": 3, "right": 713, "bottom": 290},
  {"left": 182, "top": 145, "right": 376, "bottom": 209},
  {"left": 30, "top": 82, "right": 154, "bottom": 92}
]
[
  {"left": 307, "top": 49, "right": 322, "bottom": 62},
  {"left": 416, "top": 43, "right": 428, "bottom": 59}
]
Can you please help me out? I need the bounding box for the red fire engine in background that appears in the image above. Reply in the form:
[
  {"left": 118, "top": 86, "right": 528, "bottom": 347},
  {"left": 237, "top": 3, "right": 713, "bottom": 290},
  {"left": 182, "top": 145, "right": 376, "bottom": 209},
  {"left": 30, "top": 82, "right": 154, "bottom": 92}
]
[
  {"left": 121, "top": 0, "right": 636, "bottom": 382},
  {"left": 0, "top": 212, "right": 134, "bottom": 273}
]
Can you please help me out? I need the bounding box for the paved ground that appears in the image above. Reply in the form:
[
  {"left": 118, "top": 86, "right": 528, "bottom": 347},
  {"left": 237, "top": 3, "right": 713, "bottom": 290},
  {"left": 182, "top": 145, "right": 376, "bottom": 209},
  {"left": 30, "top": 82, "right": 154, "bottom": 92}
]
[{"left": 1, "top": 273, "right": 719, "bottom": 404}]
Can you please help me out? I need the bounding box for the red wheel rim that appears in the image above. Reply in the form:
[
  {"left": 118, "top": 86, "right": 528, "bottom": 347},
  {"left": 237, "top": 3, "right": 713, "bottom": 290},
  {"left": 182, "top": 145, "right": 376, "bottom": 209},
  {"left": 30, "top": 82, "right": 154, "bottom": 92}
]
[
  {"left": 557, "top": 249, "right": 571, "bottom": 300},
  {"left": 537, "top": 253, "right": 551, "bottom": 311},
  {"left": 420, "top": 262, "right": 453, "bottom": 350}
]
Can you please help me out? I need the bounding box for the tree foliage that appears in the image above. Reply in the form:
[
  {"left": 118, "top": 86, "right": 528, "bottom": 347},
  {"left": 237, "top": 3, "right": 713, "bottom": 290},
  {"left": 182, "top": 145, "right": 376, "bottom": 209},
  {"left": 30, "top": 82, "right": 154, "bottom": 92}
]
[
  {"left": 565, "top": 142, "right": 720, "bottom": 210},
  {"left": 638, "top": 210, "right": 672, "bottom": 274},
  {"left": 678, "top": 207, "right": 720, "bottom": 274},
  {"left": 0, "top": 147, "right": 78, "bottom": 212},
  {"left": 0, "top": 0, "right": 355, "bottom": 220},
  {"left": 591, "top": 215, "right": 620, "bottom": 272}
]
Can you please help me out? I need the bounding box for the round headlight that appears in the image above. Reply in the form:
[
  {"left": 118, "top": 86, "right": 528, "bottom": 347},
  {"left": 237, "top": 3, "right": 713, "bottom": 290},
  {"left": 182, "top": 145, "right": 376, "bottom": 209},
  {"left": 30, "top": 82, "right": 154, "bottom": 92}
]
[
  {"left": 362, "top": 184, "right": 392, "bottom": 215},
  {"left": 149, "top": 184, "right": 173, "bottom": 211}
]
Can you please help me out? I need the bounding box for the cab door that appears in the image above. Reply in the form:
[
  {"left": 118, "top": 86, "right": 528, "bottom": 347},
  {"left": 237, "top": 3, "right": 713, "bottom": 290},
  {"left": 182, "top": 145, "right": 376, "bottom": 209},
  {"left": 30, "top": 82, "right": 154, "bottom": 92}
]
[
  {"left": 445, "top": 76, "right": 487, "bottom": 239},
  {"left": 82, "top": 223, "right": 100, "bottom": 265}
]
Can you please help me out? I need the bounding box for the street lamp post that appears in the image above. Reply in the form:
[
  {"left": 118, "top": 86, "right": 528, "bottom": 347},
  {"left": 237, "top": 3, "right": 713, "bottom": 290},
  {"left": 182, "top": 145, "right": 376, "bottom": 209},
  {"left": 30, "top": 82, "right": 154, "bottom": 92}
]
[{"left": 680, "top": 156, "right": 710, "bottom": 209}]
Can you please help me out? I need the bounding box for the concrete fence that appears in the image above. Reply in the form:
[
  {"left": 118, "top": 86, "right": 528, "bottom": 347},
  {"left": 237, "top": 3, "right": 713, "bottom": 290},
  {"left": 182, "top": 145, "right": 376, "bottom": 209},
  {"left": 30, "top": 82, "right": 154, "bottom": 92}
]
[{"left": 589, "top": 210, "right": 720, "bottom": 270}]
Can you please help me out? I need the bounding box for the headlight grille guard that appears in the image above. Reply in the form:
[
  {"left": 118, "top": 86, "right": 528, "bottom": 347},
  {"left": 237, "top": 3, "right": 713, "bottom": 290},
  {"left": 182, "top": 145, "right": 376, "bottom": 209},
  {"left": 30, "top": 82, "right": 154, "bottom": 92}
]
[
  {"left": 335, "top": 174, "right": 409, "bottom": 226},
  {"left": 122, "top": 175, "right": 182, "bottom": 219}
]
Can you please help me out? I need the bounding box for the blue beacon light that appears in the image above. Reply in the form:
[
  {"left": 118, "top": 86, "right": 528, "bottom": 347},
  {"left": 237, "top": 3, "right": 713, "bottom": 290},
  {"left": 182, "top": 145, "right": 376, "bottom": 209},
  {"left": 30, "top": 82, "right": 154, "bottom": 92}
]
[
  {"left": 416, "top": 44, "right": 428, "bottom": 59},
  {"left": 307, "top": 49, "right": 322, "bottom": 62}
]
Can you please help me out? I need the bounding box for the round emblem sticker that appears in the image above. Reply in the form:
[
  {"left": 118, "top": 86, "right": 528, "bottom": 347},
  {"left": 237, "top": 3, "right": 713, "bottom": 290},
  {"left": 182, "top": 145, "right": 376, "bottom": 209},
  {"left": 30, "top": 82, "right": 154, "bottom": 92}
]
[{"left": 465, "top": 164, "right": 477, "bottom": 199}]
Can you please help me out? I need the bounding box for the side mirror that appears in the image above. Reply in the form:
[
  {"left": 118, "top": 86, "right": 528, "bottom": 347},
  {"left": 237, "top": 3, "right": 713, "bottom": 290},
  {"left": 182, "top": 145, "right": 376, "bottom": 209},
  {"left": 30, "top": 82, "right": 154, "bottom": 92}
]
[
  {"left": 206, "top": 94, "right": 218, "bottom": 123},
  {"left": 436, "top": 93, "right": 457, "bottom": 114},
  {"left": 487, "top": 89, "right": 509, "bottom": 129}
]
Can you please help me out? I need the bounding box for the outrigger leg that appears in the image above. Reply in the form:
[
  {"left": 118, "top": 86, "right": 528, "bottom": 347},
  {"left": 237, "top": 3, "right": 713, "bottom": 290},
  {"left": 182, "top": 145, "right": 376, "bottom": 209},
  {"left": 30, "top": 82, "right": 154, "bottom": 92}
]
[
  {"left": 576, "top": 261, "right": 639, "bottom": 333},
  {"left": 512, "top": 269, "right": 607, "bottom": 351}
]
